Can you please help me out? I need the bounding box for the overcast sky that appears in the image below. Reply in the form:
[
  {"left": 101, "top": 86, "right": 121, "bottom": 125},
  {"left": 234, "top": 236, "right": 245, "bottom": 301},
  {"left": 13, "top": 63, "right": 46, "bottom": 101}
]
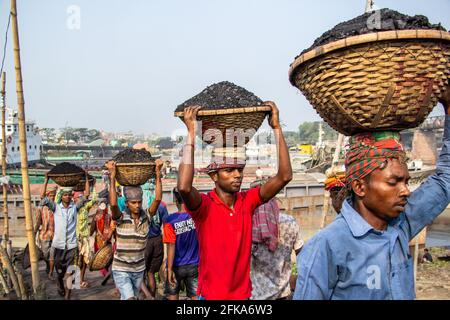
[{"left": 0, "top": 0, "right": 448, "bottom": 136}]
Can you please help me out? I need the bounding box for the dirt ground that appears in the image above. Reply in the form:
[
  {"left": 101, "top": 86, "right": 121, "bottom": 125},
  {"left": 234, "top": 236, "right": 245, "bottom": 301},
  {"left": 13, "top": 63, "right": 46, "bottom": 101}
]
[
  {"left": 2, "top": 246, "right": 449, "bottom": 300},
  {"left": 416, "top": 247, "right": 450, "bottom": 300},
  {"left": 0, "top": 262, "right": 172, "bottom": 300}
]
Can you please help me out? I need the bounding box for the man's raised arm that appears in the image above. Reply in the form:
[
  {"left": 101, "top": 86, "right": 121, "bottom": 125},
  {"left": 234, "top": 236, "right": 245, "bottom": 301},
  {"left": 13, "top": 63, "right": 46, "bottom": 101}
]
[
  {"left": 106, "top": 161, "right": 122, "bottom": 220},
  {"left": 260, "top": 101, "right": 293, "bottom": 202},
  {"left": 177, "top": 106, "right": 202, "bottom": 211}
]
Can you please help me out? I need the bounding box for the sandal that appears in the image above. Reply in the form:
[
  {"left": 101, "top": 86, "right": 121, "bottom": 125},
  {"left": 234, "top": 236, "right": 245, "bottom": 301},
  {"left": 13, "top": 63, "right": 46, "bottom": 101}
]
[{"left": 80, "top": 281, "right": 89, "bottom": 288}]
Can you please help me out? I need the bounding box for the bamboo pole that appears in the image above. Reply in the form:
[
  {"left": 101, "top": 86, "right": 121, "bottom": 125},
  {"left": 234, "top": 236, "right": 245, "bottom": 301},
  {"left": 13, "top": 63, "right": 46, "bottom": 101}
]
[
  {"left": 0, "top": 244, "right": 21, "bottom": 299},
  {"left": 14, "top": 262, "right": 27, "bottom": 300},
  {"left": 10, "top": 0, "right": 41, "bottom": 295},
  {"left": 0, "top": 266, "right": 10, "bottom": 296},
  {"left": 1, "top": 72, "right": 10, "bottom": 252}
]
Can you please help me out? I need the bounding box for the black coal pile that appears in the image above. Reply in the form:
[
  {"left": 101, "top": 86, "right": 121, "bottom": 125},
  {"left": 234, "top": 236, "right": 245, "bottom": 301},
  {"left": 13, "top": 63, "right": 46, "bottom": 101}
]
[
  {"left": 175, "top": 81, "right": 263, "bottom": 112},
  {"left": 48, "top": 162, "right": 84, "bottom": 175},
  {"left": 113, "top": 148, "right": 153, "bottom": 163},
  {"left": 299, "top": 8, "right": 446, "bottom": 56}
]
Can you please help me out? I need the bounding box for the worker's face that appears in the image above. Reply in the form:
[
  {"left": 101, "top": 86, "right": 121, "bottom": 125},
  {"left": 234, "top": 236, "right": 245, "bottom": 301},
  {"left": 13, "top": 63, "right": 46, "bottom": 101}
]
[
  {"left": 47, "top": 192, "right": 56, "bottom": 202},
  {"left": 354, "top": 159, "right": 411, "bottom": 220},
  {"left": 329, "top": 188, "right": 343, "bottom": 213},
  {"left": 61, "top": 192, "right": 72, "bottom": 204},
  {"left": 126, "top": 200, "right": 142, "bottom": 214},
  {"left": 210, "top": 167, "right": 244, "bottom": 193}
]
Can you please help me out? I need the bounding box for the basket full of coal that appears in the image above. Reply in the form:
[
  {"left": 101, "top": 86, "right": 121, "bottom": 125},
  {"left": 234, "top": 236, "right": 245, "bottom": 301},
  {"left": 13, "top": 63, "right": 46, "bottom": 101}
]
[
  {"left": 289, "top": 8, "right": 450, "bottom": 136},
  {"left": 112, "top": 148, "right": 155, "bottom": 186},
  {"left": 73, "top": 173, "right": 96, "bottom": 191},
  {"left": 47, "top": 162, "right": 85, "bottom": 187},
  {"left": 174, "top": 81, "right": 271, "bottom": 147}
]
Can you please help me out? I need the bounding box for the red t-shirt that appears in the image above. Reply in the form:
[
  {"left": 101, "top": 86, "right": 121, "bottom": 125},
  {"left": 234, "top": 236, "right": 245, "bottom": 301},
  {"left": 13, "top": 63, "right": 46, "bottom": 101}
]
[{"left": 186, "top": 186, "right": 263, "bottom": 300}]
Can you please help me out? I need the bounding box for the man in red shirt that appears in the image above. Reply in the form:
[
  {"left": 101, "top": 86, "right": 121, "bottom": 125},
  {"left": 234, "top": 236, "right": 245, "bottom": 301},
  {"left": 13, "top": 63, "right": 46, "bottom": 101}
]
[{"left": 177, "top": 102, "right": 292, "bottom": 300}]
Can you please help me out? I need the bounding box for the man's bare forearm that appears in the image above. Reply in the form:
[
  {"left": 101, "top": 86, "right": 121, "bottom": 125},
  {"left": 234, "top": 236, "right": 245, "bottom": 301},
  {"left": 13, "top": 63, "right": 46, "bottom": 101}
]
[
  {"left": 109, "top": 176, "right": 121, "bottom": 220},
  {"left": 178, "top": 129, "right": 195, "bottom": 193},
  {"left": 148, "top": 168, "right": 162, "bottom": 216},
  {"left": 40, "top": 177, "right": 48, "bottom": 199},
  {"left": 273, "top": 127, "right": 293, "bottom": 183}
]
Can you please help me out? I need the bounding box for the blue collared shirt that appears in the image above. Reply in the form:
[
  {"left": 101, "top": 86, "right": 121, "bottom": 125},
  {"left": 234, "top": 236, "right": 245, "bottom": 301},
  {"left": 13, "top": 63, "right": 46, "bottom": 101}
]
[
  {"left": 52, "top": 198, "right": 87, "bottom": 250},
  {"left": 294, "top": 116, "right": 450, "bottom": 300}
]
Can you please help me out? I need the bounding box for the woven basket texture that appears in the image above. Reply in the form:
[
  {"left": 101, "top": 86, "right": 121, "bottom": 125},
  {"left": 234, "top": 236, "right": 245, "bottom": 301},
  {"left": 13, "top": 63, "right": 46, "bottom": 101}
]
[
  {"left": 289, "top": 30, "right": 450, "bottom": 135},
  {"left": 175, "top": 106, "right": 271, "bottom": 147},
  {"left": 115, "top": 162, "right": 155, "bottom": 186},
  {"left": 48, "top": 173, "right": 84, "bottom": 187},
  {"left": 73, "top": 175, "right": 95, "bottom": 191},
  {"left": 89, "top": 244, "right": 113, "bottom": 271}
]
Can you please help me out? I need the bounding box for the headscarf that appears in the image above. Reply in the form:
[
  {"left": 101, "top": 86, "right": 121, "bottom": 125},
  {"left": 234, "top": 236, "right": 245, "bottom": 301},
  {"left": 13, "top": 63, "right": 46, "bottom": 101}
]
[
  {"left": 206, "top": 147, "right": 246, "bottom": 174},
  {"left": 206, "top": 157, "right": 246, "bottom": 174},
  {"left": 72, "top": 191, "right": 84, "bottom": 200},
  {"left": 345, "top": 131, "right": 406, "bottom": 187},
  {"left": 324, "top": 171, "right": 346, "bottom": 191},
  {"left": 60, "top": 187, "right": 74, "bottom": 194},
  {"left": 46, "top": 185, "right": 57, "bottom": 195},
  {"left": 123, "top": 186, "right": 143, "bottom": 201}
]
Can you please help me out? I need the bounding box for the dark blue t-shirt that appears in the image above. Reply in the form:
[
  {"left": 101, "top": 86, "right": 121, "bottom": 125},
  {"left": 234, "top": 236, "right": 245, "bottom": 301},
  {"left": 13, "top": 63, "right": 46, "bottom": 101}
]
[
  {"left": 163, "top": 212, "right": 199, "bottom": 267},
  {"left": 147, "top": 203, "right": 169, "bottom": 238}
]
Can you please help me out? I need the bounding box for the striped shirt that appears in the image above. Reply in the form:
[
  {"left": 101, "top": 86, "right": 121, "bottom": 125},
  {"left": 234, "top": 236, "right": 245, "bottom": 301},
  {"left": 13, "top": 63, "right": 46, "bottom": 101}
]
[{"left": 112, "top": 209, "right": 149, "bottom": 272}]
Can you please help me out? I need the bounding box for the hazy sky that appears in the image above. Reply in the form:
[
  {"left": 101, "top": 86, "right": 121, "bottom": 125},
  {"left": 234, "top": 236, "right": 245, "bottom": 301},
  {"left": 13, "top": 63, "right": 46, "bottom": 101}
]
[{"left": 0, "top": 0, "right": 448, "bottom": 135}]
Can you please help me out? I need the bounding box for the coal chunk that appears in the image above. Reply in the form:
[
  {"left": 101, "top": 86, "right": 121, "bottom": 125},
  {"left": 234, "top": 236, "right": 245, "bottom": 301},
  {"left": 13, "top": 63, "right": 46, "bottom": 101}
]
[
  {"left": 113, "top": 148, "right": 153, "bottom": 163},
  {"left": 298, "top": 8, "right": 446, "bottom": 56},
  {"left": 48, "top": 162, "right": 84, "bottom": 175},
  {"left": 175, "top": 81, "right": 263, "bottom": 113}
]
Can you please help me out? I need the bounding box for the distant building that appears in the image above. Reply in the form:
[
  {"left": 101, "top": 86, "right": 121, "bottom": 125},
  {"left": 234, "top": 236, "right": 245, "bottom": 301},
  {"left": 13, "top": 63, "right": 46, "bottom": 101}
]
[{"left": 0, "top": 109, "right": 43, "bottom": 165}]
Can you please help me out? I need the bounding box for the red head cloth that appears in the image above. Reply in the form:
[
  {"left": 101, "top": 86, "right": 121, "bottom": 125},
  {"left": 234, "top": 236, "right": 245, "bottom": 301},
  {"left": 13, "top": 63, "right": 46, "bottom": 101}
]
[
  {"left": 345, "top": 131, "right": 406, "bottom": 187},
  {"left": 206, "top": 156, "right": 246, "bottom": 174},
  {"left": 72, "top": 191, "right": 84, "bottom": 200},
  {"left": 324, "top": 172, "right": 346, "bottom": 191}
]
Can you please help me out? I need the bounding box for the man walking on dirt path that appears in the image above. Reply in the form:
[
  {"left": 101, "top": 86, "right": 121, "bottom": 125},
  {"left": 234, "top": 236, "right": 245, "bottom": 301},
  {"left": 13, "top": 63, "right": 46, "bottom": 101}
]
[
  {"left": 177, "top": 101, "right": 293, "bottom": 300},
  {"left": 106, "top": 159, "right": 163, "bottom": 300}
]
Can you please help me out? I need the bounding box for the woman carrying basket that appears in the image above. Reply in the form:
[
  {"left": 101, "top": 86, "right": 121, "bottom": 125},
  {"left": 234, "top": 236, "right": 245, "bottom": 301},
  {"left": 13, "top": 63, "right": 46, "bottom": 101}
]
[{"left": 90, "top": 196, "right": 117, "bottom": 282}]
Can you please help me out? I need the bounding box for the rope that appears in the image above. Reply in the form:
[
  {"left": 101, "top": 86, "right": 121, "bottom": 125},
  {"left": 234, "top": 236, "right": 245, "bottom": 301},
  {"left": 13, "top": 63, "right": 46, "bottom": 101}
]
[{"left": 0, "top": 14, "right": 11, "bottom": 78}]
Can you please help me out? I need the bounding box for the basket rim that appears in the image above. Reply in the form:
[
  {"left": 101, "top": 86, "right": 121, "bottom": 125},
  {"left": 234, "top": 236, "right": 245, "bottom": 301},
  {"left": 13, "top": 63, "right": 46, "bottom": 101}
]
[
  {"left": 174, "top": 105, "right": 272, "bottom": 117},
  {"left": 289, "top": 29, "right": 450, "bottom": 85},
  {"left": 115, "top": 162, "right": 155, "bottom": 167},
  {"left": 47, "top": 172, "right": 85, "bottom": 177}
]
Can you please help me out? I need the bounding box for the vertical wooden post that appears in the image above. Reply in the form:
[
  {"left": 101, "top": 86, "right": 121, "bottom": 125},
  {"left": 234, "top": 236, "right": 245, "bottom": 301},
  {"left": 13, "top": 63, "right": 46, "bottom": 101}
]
[
  {"left": 0, "top": 267, "right": 10, "bottom": 296},
  {"left": 0, "top": 245, "right": 21, "bottom": 299},
  {"left": 365, "top": 0, "right": 374, "bottom": 13},
  {"left": 1, "top": 72, "right": 9, "bottom": 251},
  {"left": 10, "top": 0, "right": 41, "bottom": 295},
  {"left": 413, "top": 242, "right": 419, "bottom": 290}
]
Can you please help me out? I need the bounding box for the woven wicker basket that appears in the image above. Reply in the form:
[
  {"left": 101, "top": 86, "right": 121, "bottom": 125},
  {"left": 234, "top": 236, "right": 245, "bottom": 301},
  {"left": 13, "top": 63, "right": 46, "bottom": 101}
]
[
  {"left": 73, "top": 174, "right": 95, "bottom": 192},
  {"left": 115, "top": 162, "right": 155, "bottom": 186},
  {"left": 289, "top": 30, "right": 450, "bottom": 135},
  {"left": 89, "top": 244, "right": 113, "bottom": 271},
  {"left": 174, "top": 106, "right": 271, "bottom": 147},
  {"left": 48, "top": 172, "right": 85, "bottom": 187}
]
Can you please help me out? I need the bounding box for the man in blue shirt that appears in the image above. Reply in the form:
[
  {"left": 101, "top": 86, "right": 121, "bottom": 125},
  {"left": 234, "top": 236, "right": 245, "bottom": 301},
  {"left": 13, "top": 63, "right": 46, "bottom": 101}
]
[
  {"left": 294, "top": 90, "right": 450, "bottom": 300},
  {"left": 140, "top": 181, "right": 169, "bottom": 299},
  {"left": 45, "top": 172, "right": 90, "bottom": 300}
]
